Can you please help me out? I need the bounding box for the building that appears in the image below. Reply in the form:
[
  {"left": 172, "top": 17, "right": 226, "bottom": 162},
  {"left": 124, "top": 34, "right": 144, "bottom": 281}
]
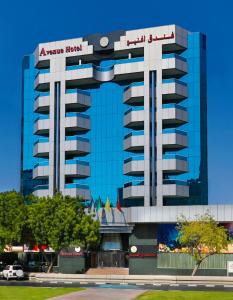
[{"left": 21, "top": 24, "right": 210, "bottom": 274}]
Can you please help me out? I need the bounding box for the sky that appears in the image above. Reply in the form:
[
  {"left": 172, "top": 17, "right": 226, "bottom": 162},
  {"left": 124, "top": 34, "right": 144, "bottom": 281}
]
[{"left": 0, "top": 0, "right": 232, "bottom": 204}]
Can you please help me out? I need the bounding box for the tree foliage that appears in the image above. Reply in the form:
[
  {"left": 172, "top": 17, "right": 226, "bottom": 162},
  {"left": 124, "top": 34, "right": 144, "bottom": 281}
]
[
  {"left": 0, "top": 191, "right": 100, "bottom": 272},
  {"left": 0, "top": 191, "right": 26, "bottom": 251},
  {"left": 27, "top": 193, "right": 100, "bottom": 271},
  {"left": 177, "top": 213, "right": 228, "bottom": 276}
]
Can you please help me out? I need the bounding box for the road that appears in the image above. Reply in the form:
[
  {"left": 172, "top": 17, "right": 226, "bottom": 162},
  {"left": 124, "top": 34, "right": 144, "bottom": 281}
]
[{"left": 1, "top": 279, "right": 233, "bottom": 292}]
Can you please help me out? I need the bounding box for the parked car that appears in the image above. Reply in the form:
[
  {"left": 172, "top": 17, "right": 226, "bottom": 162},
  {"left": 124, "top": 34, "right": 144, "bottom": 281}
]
[
  {"left": 2, "top": 265, "right": 24, "bottom": 280},
  {"left": 0, "top": 262, "right": 4, "bottom": 279}
]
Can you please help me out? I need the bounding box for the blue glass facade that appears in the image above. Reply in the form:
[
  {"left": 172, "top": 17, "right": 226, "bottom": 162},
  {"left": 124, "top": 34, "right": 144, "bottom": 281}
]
[
  {"left": 66, "top": 81, "right": 144, "bottom": 206},
  {"left": 163, "top": 32, "right": 208, "bottom": 205},
  {"left": 21, "top": 55, "right": 48, "bottom": 195}
]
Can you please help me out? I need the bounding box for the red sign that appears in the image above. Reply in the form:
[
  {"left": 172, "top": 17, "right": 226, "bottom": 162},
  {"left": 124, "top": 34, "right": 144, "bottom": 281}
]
[
  {"left": 129, "top": 252, "right": 157, "bottom": 257},
  {"left": 59, "top": 250, "right": 84, "bottom": 257},
  {"left": 127, "top": 32, "right": 175, "bottom": 47},
  {"left": 40, "top": 45, "right": 83, "bottom": 57}
]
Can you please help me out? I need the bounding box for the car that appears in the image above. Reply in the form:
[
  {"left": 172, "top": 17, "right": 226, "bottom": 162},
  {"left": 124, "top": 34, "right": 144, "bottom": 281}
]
[
  {"left": 0, "top": 262, "right": 4, "bottom": 276},
  {"left": 2, "top": 265, "right": 24, "bottom": 280}
]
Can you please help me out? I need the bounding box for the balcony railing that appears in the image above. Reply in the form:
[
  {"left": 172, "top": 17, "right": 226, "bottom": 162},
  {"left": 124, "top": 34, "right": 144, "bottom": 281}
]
[
  {"left": 124, "top": 155, "right": 144, "bottom": 163},
  {"left": 34, "top": 138, "right": 49, "bottom": 145},
  {"left": 35, "top": 69, "right": 50, "bottom": 78},
  {"left": 163, "top": 128, "right": 187, "bottom": 136},
  {"left": 34, "top": 161, "right": 49, "bottom": 168},
  {"left": 65, "top": 112, "right": 90, "bottom": 119},
  {"left": 162, "top": 78, "right": 187, "bottom": 86},
  {"left": 124, "top": 106, "right": 144, "bottom": 115},
  {"left": 162, "top": 53, "right": 187, "bottom": 62},
  {"left": 163, "top": 154, "right": 187, "bottom": 161},
  {"left": 65, "top": 183, "right": 89, "bottom": 189},
  {"left": 65, "top": 89, "right": 90, "bottom": 96},
  {"left": 124, "top": 180, "right": 144, "bottom": 188},
  {"left": 124, "top": 130, "right": 144, "bottom": 139},
  {"left": 65, "top": 135, "right": 89, "bottom": 142},
  {"left": 66, "top": 63, "right": 92, "bottom": 71},
  {"left": 124, "top": 81, "right": 144, "bottom": 92},
  {"left": 162, "top": 103, "right": 187, "bottom": 111},
  {"left": 33, "top": 184, "right": 49, "bottom": 191},
  {"left": 163, "top": 179, "right": 188, "bottom": 186},
  {"left": 65, "top": 159, "right": 89, "bottom": 166}
]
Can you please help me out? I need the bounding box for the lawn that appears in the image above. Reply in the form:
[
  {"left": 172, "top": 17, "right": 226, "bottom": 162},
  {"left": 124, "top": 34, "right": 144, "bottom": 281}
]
[
  {"left": 135, "top": 290, "right": 233, "bottom": 300},
  {"left": 0, "top": 286, "right": 84, "bottom": 300}
]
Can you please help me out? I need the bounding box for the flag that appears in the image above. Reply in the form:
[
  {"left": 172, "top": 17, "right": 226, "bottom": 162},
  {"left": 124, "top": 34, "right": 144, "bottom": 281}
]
[
  {"left": 101, "top": 208, "right": 107, "bottom": 224},
  {"left": 116, "top": 197, "right": 123, "bottom": 213},
  {"left": 96, "top": 196, "right": 102, "bottom": 212},
  {"left": 105, "top": 196, "right": 111, "bottom": 212},
  {"left": 90, "top": 197, "right": 95, "bottom": 213}
]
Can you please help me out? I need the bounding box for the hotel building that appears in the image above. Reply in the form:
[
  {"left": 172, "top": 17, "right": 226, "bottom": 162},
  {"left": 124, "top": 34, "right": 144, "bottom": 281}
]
[
  {"left": 21, "top": 25, "right": 209, "bottom": 273},
  {"left": 21, "top": 24, "right": 207, "bottom": 207}
]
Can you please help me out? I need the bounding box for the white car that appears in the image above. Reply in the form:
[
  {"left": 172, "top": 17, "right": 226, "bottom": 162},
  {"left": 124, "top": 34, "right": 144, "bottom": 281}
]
[{"left": 2, "top": 265, "right": 24, "bottom": 280}]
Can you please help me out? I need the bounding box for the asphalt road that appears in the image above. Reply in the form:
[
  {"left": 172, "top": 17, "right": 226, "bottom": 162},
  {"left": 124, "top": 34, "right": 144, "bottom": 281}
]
[{"left": 1, "top": 279, "right": 233, "bottom": 292}]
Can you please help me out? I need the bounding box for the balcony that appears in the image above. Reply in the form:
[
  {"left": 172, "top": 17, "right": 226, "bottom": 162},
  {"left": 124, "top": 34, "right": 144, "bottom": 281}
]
[
  {"left": 66, "top": 64, "right": 96, "bottom": 89},
  {"left": 33, "top": 185, "right": 49, "bottom": 197},
  {"left": 162, "top": 104, "right": 188, "bottom": 126},
  {"left": 33, "top": 139, "right": 49, "bottom": 157},
  {"left": 163, "top": 180, "right": 189, "bottom": 198},
  {"left": 162, "top": 54, "right": 187, "bottom": 78},
  {"left": 163, "top": 129, "right": 188, "bottom": 150},
  {"left": 34, "top": 117, "right": 49, "bottom": 136},
  {"left": 65, "top": 113, "right": 90, "bottom": 133},
  {"left": 124, "top": 107, "right": 144, "bottom": 129},
  {"left": 162, "top": 79, "right": 188, "bottom": 103},
  {"left": 33, "top": 162, "right": 49, "bottom": 179},
  {"left": 65, "top": 136, "right": 90, "bottom": 156},
  {"left": 162, "top": 154, "right": 188, "bottom": 174},
  {"left": 34, "top": 94, "right": 50, "bottom": 113},
  {"left": 114, "top": 58, "right": 144, "bottom": 82},
  {"left": 65, "top": 160, "right": 90, "bottom": 178},
  {"left": 65, "top": 89, "right": 91, "bottom": 112},
  {"left": 124, "top": 156, "right": 144, "bottom": 176},
  {"left": 64, "top": 183, "right": 90, "bottom": 200},
  {"left": 123, "top": 82, "right": 144, "bottom": 105},
  {"left": 124, "top": 131, "right": 144, "bottom": 152},
  {"left": 123, "top": 181, "right": 144, "bottom": 200},
  {"left": 34, "top": 71, "right": 50, "bottom": 91}
]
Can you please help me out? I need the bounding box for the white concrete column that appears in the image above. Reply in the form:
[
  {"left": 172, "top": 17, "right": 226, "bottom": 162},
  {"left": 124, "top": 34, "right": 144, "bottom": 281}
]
[
  {"left": 48, "top": 79, "right": 55, "bottom": 196},
  {"left": 144, "top": 43, "right": 163, "bottom": 206},
  {"left": 59, "top": 78, "right": 66, "bottom": 194},
  {"left": 143, "top": 69, "right": 150, "bottom": 206}
]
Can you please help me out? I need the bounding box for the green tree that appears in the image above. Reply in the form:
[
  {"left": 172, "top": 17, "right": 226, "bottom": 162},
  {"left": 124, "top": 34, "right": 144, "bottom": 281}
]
[
  {"left": 177, "top": 213, "right": 228, "bottom": 276},
  {"left": 0, "top": 191, "right": 26, "bottom": 252},
  {"left": 27, "top": 193, "right": 100, "bottom": 272}
]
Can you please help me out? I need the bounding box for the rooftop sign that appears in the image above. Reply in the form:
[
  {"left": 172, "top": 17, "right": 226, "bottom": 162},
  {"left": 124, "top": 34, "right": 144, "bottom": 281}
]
[
  {"left": 39, "top": 45, "right": 83, "bottom": 57},
  {"left": 127, "top": 32, "right": 174, "bottom": 46}
]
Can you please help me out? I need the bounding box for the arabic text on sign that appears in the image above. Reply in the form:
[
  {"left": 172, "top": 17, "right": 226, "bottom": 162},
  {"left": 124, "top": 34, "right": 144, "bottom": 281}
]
[{"left": 127, "top": 32, "right": 175, "bottom": 47}]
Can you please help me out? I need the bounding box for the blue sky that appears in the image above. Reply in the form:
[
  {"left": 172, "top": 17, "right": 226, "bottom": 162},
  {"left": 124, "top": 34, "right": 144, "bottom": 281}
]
[{"left": 0, "top": 0, "right": 232, "bottom": 203}]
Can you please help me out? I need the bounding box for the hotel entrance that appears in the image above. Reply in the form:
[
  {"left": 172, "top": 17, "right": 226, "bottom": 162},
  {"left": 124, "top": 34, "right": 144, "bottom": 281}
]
[
  {"left": 86, "top": 232, "right": 129, "bottom": 269},
  {"left": 97, "top": 233, "right": 128, "bottom": 267},
  {"left": 97, "top": 250, "right": 126, "bottom": 268}
]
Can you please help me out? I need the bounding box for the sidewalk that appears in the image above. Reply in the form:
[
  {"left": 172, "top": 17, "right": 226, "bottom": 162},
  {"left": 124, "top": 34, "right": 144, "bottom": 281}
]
[
  {"left": 29, "top": 272, "right": 233, "bottom": 285},
  {"left": 49, "top": 288, "right": 145, "bottom": 300}
]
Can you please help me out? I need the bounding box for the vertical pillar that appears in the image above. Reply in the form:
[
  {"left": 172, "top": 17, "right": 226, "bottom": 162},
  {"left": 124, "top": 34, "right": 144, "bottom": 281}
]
[
  {"left": 155, "top": 66, "right": 163, "bottom": 207},
  {"left": 143, "top": 70, "right": 151, "bottom": 206},
  {"left": 48, "top": 80, "right": 55, "bottom": 196}
]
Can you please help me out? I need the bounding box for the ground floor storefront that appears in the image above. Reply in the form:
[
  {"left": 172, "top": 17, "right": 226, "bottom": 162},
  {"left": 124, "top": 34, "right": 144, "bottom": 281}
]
[
  {"left": 57, "top": 223, "right": 233, "bottom": 276},
  {"left": 2, "top": 222, "right": 233, "bottom": 276}
]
